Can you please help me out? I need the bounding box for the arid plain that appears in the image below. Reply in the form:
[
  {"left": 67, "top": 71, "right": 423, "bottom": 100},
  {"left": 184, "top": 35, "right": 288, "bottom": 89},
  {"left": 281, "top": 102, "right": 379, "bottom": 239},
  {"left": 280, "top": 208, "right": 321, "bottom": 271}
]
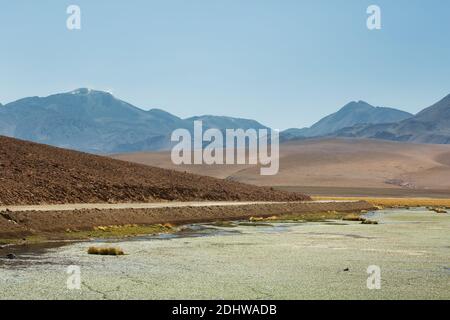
[{"left": 113, "top": 138, "right": 450, "bottom": 197}]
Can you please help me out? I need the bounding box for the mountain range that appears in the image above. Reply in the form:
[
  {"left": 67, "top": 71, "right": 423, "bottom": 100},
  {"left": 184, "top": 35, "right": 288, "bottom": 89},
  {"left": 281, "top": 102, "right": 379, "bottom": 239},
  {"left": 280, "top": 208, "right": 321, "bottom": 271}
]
[
  {"left": 0, "top": 89, "right": 267, "bottom": 153},
  {"left": 330, "top": 94, "right": 450, "bottom": 144},
  {"left": 282, "top": 100, "right": 412, "bottom": 139},
  {"left": 1, "top": 89, "right": 450, "bottom": 153}
]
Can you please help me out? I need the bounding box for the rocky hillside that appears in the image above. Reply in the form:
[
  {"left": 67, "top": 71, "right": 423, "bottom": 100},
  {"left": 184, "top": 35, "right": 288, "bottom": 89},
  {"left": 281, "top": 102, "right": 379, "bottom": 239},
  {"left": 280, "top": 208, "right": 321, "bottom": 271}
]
[{"left": 0, "top": 136, "right": 309, "bottom": 205}]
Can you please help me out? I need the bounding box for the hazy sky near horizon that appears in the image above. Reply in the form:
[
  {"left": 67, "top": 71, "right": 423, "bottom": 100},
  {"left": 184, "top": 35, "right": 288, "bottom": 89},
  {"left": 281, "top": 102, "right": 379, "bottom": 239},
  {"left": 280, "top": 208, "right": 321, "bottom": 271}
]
[{"left": 1, "top": 0, "right": 450, "bottom": 129}]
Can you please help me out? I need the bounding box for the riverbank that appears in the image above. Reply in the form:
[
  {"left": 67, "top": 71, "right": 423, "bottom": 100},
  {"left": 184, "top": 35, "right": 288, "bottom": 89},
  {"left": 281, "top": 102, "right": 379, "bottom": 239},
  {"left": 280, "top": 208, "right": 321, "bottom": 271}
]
[{"left": 0, "top": 201, "right": 373, "bottom": 243}]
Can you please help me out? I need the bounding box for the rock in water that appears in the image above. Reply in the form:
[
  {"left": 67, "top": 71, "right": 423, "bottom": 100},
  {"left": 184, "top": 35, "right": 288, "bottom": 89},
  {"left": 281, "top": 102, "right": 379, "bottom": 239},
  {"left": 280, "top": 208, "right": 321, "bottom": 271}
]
[{"left": 6, "top": 253, "right": 17, "bottom": 260}]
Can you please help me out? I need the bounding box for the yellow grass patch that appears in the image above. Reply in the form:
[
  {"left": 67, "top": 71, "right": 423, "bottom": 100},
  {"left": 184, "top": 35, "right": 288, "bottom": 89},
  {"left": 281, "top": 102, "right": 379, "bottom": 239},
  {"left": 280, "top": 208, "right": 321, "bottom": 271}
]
[
  {"left": 342, "top": 213, "right": 366, "bottom": 221},
  {"left": 313, "top": 196, "right": 450, "bottom": 208},
  {"left": 249, "top": 211, "right": 364, "bottom": 223},
  {"left": 87, "top": 246, "right": 125, "bottom": 256},
  {"left": 65, "top": 223, "right": 175, "bottom": 240}
]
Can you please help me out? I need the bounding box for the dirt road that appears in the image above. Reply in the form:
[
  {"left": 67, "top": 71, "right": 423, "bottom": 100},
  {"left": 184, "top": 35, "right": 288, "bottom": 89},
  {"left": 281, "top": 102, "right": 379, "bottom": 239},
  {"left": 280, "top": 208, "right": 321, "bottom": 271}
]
[{"left": 0, "top": 200, "right": 357, "bottom": 213}]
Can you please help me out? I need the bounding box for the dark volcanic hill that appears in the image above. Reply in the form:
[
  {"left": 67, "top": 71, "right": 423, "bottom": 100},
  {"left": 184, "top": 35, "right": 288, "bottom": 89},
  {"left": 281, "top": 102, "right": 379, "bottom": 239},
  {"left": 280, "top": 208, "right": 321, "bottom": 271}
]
[
  {"left": 282, "top": 101, "right": 412, "bottom": 139},
  {"left": 333, "top": 94, "right": 450, "bottom": 144},
  {"left": 0, "top": 135, "right": 309, "bottom": 205}
]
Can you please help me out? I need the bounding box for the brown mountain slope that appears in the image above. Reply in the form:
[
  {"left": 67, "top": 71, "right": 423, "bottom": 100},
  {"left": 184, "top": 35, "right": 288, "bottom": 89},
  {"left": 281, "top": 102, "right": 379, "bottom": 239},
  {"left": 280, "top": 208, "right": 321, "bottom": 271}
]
[
  {"left": 0, "top": 136, "right": 309, "bottom": 205},
  {"left": 113, "top": 138, "right": 450, "bottom": 192}
]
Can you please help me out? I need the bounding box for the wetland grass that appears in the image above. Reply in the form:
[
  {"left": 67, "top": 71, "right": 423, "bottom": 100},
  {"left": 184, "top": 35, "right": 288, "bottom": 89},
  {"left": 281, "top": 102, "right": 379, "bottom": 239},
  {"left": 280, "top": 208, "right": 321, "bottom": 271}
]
[
  {"left": 313, "top": 196, "right": 450, "bottom": 209},
  {"left": 87, "top": 246, "right": 124, "bottom": 256}
]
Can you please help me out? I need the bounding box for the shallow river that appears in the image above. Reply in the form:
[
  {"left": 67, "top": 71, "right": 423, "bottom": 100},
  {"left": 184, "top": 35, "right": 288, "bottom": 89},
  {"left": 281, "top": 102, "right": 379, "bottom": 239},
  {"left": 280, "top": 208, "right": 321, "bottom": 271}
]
[{"left": 0, "top": 208, "right": 449, "bottom": 299}]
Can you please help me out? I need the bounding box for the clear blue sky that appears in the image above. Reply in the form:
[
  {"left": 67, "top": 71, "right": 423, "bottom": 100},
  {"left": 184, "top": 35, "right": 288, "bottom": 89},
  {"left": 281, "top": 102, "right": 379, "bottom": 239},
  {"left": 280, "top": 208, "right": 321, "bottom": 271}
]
[{"left": 1, "top": 0, "right": 449, "bottom": 129}]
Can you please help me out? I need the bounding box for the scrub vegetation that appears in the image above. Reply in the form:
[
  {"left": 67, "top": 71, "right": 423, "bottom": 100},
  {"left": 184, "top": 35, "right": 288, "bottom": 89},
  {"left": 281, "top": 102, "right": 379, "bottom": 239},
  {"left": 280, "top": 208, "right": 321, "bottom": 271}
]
[{"left": 313, "top": 196, "right": 450, "bottom": 208}]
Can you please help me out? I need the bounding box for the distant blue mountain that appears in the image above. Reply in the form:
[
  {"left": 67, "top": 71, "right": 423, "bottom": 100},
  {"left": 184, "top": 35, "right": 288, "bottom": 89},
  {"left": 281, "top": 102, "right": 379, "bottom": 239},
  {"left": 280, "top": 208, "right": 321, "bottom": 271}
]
[
  {"left": 2, "top": 89, "right": 449, "bottom": 153},
  {"left": 0, "top": 89, "right": 268, "bottom": 153},
  {"left": 282, "top": 101, "right": 412, "bottom": 139},
  {"left": 332, "top": 94, "right": 450, "bottom": 144},
  {"left": 186, "top": 115, "right": 268, "bottom": 131}
]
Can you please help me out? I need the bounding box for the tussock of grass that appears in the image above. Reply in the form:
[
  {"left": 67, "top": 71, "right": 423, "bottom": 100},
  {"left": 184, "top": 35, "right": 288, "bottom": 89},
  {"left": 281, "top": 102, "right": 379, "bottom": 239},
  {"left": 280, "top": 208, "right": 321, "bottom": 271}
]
[
  {"left": 87, "top": 246, "right": 124, "bottom": 256},
  {"left": 249, "top": 216, "right": 279, "bottom": 222},
  {"left": 342, "top": 213, "right": 379, "bottom": 224},
  {"left": 238, "top": 222, "right": 273, "bottom": 227},
  {"left": 361, "top": 220, "right": 378, "bottom": 225},
  {"left": 209, "top": 221, "right": 237, "bottom": 228},
  {"left": 343, "top": 213, "right": 366, "bottom": 222},
  {"left": 428, "top": 207, "right": 448, "bottom": 213}
]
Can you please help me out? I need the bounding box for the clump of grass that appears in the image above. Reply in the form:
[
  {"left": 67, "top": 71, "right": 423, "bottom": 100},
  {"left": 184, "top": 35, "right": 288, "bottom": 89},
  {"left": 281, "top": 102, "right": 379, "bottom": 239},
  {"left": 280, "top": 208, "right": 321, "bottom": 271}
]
[
  {"left": 343, "top": 213, "right": 366, "bottom": 222},
  {"left": 238, "top": 222, "right": 273, "bottom": 227},
  {"left": 342, "top": 213, "right": 378, "bottom": 224},
  {"left": 162, "top": 223, "right": 175, "bottom": 228},
  {"left": 428, "top": 207, "right": 448, "bottom": 214},
  {"left": 87, "top": 246, "right": 125, "bottom": 256},
  {"left": 209, "top": 221, "right": 237, "bottom": 228},
  {"left": 249, "top": 216, "right": 281, "bottom": 222},
  {"left": 361, "top": 220, "right": 378, "bottom": 225},
  {"left": 249, "top": 216, "right": 265, "bottom": 222}
]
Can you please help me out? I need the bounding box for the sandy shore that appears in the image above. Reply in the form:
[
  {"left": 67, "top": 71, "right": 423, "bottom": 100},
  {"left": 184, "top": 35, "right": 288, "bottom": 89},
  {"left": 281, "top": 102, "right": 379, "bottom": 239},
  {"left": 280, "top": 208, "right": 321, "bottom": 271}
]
[{"left": 0, "top": 201, "right": 373, "bottom": 240}]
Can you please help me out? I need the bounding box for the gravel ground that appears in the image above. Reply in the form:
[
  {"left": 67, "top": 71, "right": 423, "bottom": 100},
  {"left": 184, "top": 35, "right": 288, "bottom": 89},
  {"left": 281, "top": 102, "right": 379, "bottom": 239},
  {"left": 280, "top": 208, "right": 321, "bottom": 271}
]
[{"left": 0, "top": 208, "right": 449, "bottom": 300}]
